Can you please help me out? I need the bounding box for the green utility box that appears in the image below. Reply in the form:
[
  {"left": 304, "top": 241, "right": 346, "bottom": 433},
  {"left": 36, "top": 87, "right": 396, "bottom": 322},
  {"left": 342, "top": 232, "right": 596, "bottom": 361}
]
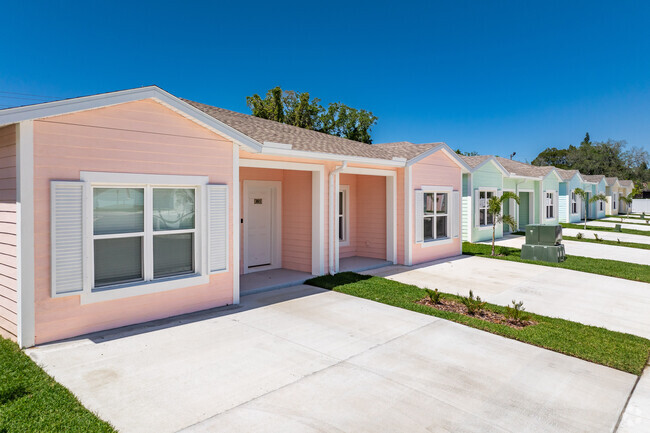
[
  {"left": 521, "top": 224, "right": 566, "bottom": 263},
  {"left": 614, "top": 224, "right": 622, "bottom": 232}
]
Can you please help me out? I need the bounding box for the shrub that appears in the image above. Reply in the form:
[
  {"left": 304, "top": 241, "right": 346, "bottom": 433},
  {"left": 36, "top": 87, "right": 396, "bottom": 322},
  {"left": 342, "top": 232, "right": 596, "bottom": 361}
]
[
  {"left": 576, "top": 232, "right": 583, "bottom": 239},
  {"left": 594, "top": 233, "right": 602, "bottom": 241},
  {"left": 504, "top": 300, "right": 530, "bottom": 322},
  {"left": 425, "top": 288, "right": 442, "bottom": 304},
  {"left": 459, "top": 290, "right": 486, "bottom": 315},
  {"left": 617, "top": 238, "right": 621, "bottom": 243}
]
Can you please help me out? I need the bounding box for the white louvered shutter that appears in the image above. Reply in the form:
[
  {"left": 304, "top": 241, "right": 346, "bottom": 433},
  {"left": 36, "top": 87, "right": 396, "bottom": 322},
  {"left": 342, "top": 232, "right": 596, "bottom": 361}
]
[
  {"left": 208, "top": 184, "right": 229, "bottom": 274},
  {"left": 553, "top": 191, "right": 559, "bottom": 219},
  {"left": 451, "top": 191, "right": 460, "bottom": 238},
  {"left": 474, "top": 190, "right": 480, "bottom": 227},
  {"left": 415, "top": 190, "right": 424, "bottom": 243},
  {"left": 51, "top": 181, "right": 84, "bottom": 297}
]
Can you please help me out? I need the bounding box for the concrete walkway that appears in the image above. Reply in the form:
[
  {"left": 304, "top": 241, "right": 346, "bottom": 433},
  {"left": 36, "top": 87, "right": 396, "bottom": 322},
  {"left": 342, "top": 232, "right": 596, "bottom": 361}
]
[
  {"left": 619, "top": 365, "right": 650, "bottom": 432},
  {"left": 479, "top": 234, "right": 650, "bottom": 265},
  {"left": 562, "top": 227, "right": 650, "bottom": 245},
  {"left": 27, "top": 285, "right": 635, "bottom": 433},
  {"left": 367, "top": 255, "right": 650, "bottom": 339},
  {"left": 603, "top": 217, "right": 650, "bottom": 224}
]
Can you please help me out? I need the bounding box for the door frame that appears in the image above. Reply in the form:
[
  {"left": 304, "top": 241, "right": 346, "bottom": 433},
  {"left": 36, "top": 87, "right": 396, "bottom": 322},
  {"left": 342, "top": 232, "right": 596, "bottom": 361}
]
[
  {"left": 503, "top": 188, "right": 515, "bottom": 232},
  {"left": 243, "top": 180, "right": 282, "bottom": 274},
  {"left": 518, "top": 189, "right": 534, "bottom": 227}
]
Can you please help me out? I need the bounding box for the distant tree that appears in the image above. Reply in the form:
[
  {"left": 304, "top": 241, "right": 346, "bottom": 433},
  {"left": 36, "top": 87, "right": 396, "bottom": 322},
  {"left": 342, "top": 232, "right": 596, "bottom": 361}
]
[
  {"left": 246, "top": 87, "right": 378, "bottom": 143},
  {"left": 455, "top": 149, "right": 479, "bottom": 156},
  {"left": 531, "top": 147, "right": 572, "bottom": 168}
]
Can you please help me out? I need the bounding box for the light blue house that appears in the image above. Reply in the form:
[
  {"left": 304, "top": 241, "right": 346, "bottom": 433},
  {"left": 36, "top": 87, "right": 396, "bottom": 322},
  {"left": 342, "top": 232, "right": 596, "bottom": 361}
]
[
  {"left": 582, "top": 175, "right": 607, "bottom": 219},
  {"left": 556, "top": 168, "right": 584, "bottom": 223}
]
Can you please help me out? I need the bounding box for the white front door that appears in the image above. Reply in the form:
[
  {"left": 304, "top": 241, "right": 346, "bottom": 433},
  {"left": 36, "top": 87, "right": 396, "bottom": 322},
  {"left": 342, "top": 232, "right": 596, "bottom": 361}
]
[{"left": 244, "top": 181, "right": 281, "bottom": 273}]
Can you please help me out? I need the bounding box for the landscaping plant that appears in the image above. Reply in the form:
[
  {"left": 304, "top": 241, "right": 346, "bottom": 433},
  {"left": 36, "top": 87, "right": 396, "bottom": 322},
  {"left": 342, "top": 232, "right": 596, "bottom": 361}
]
[
  {"left": 575, "top": 232, "right": 583, "bottom": 239},
  {"left": 488, "top": 192, "right": 520, "bottom": 256},
  {"left": 505, "top": 300, "right": 530, "bottom": 322},
  {"left": 573, "top": 189, "right": 607, "bottom": 229},
  {"left": 459, "top": 290, "right": 486, "bottom": 315},
  {"left": 425, "top": 288, "right": 443, "bottom": 304}
]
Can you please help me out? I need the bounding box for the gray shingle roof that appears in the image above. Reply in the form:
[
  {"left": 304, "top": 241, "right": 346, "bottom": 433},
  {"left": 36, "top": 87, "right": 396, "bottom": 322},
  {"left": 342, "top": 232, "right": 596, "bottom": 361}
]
[
  {"left": 582, "top": 174, "right": 605, "bottom": 183},
  {"left": 457, "top": 154, "right": 491, "bottom": 168},
  {"left": 183, "top": 99, "right": 442, "bottom": 161},
  {"left": 605, "top": 177, "right": 619, "bottom": 186},
  {"left": 494, "top": 157, "right": 553, "bottom": 177},
  {"left": 619, "top": 180, "right": 633, "bottom": 186},
  {"left": 554, "top": 168, "right": 580, "bottom": 181}
]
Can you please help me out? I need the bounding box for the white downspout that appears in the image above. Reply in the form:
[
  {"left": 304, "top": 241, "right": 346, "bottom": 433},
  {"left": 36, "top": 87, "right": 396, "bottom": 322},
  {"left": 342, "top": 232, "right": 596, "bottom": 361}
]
[{"left": 329, "top": 161, "right": 347, "bottom": 274}]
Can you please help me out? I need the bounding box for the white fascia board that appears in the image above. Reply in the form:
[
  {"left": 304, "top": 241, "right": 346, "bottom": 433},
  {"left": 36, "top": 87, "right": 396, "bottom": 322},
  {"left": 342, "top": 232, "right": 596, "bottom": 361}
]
[
  {"left": 0, "top": 86, "right": 264, "bottom": 153},
  {"left": 260, "top": 146, "right": 406, "bottom": 167},
  {"left": 263, "top": 141, "right": 293, "bottom": 150},
  {"left": 507, "top": 174, "right": 543, "bottom": 180},
  {"left": 406, "top": 143, "right": 473, "bottom": 172}
]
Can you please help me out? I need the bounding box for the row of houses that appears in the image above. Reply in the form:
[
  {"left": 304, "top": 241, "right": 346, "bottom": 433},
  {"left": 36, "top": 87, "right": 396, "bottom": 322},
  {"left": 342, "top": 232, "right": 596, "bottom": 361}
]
[
  {"left": 458, "top": 154, "right": 635, "bottom": 242},
  {"left": 0, "top": 87, "right": 635, "bottom": 347}
]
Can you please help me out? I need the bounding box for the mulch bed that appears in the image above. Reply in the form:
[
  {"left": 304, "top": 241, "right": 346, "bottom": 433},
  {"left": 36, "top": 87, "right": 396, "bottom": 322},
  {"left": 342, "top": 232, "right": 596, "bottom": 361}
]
[{"left": 416, "top": 297, "right": 537, "bottom": 330}]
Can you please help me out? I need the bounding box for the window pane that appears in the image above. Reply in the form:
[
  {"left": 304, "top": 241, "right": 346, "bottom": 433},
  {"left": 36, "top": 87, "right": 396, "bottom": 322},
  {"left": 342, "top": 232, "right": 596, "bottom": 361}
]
[
  {"left": 436, "top": 193, "right": 447, "bottom": 213},
  {"left": 339, "top": 216, "right": 344, "bottom": 241},
  {"left": 487, "top": 212, "right": 494, "bottom": 225},
  {"left": 93, "top": 188, "right": 144, "bottom": 235},
  {"left": 153, "top": 189, "right": 195, "bottom": 231},
  {"left": 480, "top": 209, "right": 486, "bottom": 225},
  {"left": 423, "top": 217, "right": 433, "bottom": 240},
  {"left": 339, "top": 191, "right": 344, "bottom": 216},
  {"left": 154, "top": 233, "right": 194, "bottom": 278},
  {"left": 424, "top": 193, "right": 435, "bottom": 214},
  {"left": 436, "top": 216, "right": 448, "bottom": 238},
  {"left": 94, "top": 237, "right": 143, "bottom": 287}
]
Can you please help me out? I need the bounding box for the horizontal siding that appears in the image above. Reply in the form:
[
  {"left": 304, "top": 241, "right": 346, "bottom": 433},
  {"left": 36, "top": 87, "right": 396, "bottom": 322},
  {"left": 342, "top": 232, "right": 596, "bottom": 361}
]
[
  {"left": 461, "top": 196, "right": 470, "bottom": 241},
  {"left": 558, "top": 196, "right": 569, "bottom": 223},
  {"left": 282, "top": 170, "right": 312, "bottom": 273},
  {"left": 356, "top": 175, "right": 386, "bottom": 260},
  {"left": 0, "top": 124, "right": 17, "bottom": 341},
  {"left": 33, "top": 99, "right": 235, "bottom": 344}
]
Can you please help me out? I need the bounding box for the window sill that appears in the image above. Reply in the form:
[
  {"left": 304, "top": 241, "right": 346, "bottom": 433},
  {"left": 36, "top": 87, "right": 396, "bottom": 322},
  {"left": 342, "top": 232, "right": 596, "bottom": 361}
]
[
  {"left": 477, "top": 224, "right": 495, "bottom": 231},
  {"left": 80, "top": 273, "right": 210, "bottom": 304},
  {"left": 419, "top": 237, "right": 454, "bottom": 248}
]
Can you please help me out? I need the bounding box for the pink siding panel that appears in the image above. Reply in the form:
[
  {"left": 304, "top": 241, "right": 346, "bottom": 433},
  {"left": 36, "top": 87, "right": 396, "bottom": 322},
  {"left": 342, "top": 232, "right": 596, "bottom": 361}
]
[
  {"left": 33, "top": 99, "right": 235, "bottom": 345},
  {"left": 0, "top": 124, "right": 17, "bottom": 341},
  {"left": 411, "top": 151, "right": 462, "bottom": 265}
]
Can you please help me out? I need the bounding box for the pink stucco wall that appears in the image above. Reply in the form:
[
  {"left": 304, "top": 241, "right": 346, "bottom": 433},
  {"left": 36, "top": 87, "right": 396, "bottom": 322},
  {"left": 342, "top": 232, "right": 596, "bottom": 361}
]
[
  {"left": 410, "top": 151, "right": 462, "bottom": 264},
  {"left": 0, "top": 124, "right": 17, "bottom": 341},
  {"left": 238, "top": 167, "right": 312, "bottom": 273},
  {"left": 33, "top": 100, "right": 235, "bottom": 344}
]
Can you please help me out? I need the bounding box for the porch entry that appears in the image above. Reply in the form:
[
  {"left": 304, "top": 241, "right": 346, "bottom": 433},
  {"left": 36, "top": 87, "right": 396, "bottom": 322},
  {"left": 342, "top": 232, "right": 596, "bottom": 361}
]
[
  {"left": 243, "top": 180, "right": 281, "bottom": 273},
  {"left": 518, "top": 192, "right": 530, "bottom": 228}
]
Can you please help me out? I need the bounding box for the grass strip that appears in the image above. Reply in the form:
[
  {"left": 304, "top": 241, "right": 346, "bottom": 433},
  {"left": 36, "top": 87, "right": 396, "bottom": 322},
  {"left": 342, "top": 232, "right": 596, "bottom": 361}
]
[
  {"left": 606, "top": 214, "right": 649, "bottom": 221},
  {"left": 560, "top": 222, "right": 650, "bottom": 237},
  {"left": 563, "top": 235, "right": 650, "bottom": 250},
  {"left": 306, "top": 272, "right": 650, "bottom": 375},
  {"left": 462, "top": 242, "right": 650, "bottom": 283},
  {"left": 592, "top": 219, "right": 650, "bottom": 228},
  {"left": 0, "top": 338, "right": 114, "bottom": 432}
]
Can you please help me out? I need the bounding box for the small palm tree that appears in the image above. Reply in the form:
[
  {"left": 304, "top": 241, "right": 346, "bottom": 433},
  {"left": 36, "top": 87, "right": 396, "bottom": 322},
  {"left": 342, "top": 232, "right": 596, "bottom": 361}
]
[
  {"left": 488, "top": 192, "right": 520, "bottom": 256},
  {"left": 574, "top": 188, "right": 605, "bottom": 229},
  {"left": 620, "top": 194, "right": 633, "bottom": 216}
]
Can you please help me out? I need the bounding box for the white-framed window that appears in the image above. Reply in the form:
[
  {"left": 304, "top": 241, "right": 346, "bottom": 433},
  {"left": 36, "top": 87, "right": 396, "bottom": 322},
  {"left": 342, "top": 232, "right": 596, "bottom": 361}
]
[
  {"left": 92, "top": 186, "right": 197, "bottom": 289},
  {"left": 571, "top": 191, "right": 578, "bottom": 214},
  {"left": 613, "top": 193, "right": 617, "bottom": 209},
  {"left": 50, "top": 172, "right": 228, "bottom": 303},
  {"left": 423, "top": 192, "right": 449, "bottom": 241},
  {"left": 479, "top": 191, "right": 495, "bottom": 226},
  {"left": 338, "top": 185, "right": 350, "bottom": 246},
  {"left": 545, "top": 191, "right": 555, "bottom": 219}
]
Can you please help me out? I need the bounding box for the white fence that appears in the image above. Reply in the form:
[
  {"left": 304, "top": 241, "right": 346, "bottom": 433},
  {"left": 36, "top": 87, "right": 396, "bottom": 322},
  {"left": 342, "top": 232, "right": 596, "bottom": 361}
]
[{"left": 631, "top": 199, "right": 650, "bottom": 213}]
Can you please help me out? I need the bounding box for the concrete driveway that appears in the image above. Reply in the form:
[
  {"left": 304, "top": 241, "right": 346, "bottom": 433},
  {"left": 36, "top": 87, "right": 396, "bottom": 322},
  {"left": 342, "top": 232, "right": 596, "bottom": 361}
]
[
  {"left": 562, "top": 227, "right": 650, "bottom": 244},
  {"left": 27, "top": 285, "right": 635, "bottom": 433},
  {"left": 368, "top": 255, "right": 650, "bottom": 339},
  {"left": 480, "top": 234, "right": 650, "bottom": 265},
  {"left": 586, "top": 220, "right": 650, "bottom": 231}
]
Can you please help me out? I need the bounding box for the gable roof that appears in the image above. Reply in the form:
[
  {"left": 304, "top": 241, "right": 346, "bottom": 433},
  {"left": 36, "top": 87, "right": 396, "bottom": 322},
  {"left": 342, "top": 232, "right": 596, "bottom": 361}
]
[
  {"left": 619, "top": 180, "right": 633, "bottom": 187},
  {"left": 582, "top": 174, "right": 606, "bottom": 183},
  {"left": 555, "top": 168, "right": 582, "bottom": 182},
  {"left": 458, "top": 154, "right": 509, "bottom": 176},
  {"left": 605, "top": 177, "right": 619, "bottom": 186},
  {"left": 494, "top": 157, "right": 549, "bottom": 178}
]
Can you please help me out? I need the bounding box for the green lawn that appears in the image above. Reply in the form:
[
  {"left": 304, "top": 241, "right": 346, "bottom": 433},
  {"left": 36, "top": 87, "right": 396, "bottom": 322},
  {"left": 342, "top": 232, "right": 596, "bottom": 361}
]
[
  {"left": 306, "top": 273, "right": 650, "bottom": 375},
  {"left": 463, "top": 242, "right": 650, "bottom": 283},
  {"left": 563, "top": 235, "right": 650, "bottom": 250},
  {"left": 561, "top": 222, "right": 650, "bottom": 237},
  {"left": 0, "top": 338, "right": 114, "bottom": 432},
  {"left": 606, "top": 214, "right": 649, "bottom": 221}
]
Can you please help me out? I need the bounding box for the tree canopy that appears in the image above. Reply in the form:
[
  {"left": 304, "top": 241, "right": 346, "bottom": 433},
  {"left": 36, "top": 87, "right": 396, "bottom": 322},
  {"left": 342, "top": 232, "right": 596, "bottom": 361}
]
[
  {"left": 246, "top": 87, "right": 378, "bottom": 144},
  {"left": 532, "top": 133, "right": 650, "bottom": 185}
]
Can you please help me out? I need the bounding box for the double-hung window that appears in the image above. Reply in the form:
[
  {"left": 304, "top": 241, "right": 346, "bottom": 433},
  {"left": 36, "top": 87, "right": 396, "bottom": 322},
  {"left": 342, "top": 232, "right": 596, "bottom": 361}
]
[
  {"left": 423, "top": 192, "right": 448, "bottom": 241},
  {"left": 545, "top": 192, "right": 555, "bottom": 219},
  {"left": 479, "top": 191, "right": 494, "bottom": 226},
  {"left": 571, "top": 191, "right": 577, "bottom": 214},
  {"left": 92, "top": 186, "right": 197, "bottom": 290}
]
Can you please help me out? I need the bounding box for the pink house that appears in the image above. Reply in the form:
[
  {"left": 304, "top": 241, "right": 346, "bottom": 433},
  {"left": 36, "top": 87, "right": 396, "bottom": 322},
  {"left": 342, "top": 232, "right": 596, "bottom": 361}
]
[{"left": 0, "top": 87, "right": 469, "bottom": 347}]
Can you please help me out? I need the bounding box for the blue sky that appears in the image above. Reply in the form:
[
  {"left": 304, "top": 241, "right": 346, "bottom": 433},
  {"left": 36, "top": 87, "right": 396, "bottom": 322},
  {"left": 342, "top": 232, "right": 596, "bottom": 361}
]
[{"left": 1, "top": 0, "right": 648, "bottom": 162}]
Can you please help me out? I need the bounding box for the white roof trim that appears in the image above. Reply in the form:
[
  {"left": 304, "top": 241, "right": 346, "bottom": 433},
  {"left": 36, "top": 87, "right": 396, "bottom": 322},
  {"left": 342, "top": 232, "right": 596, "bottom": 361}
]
[
  {"left": 259, "top": 145, "right": 406, "bottom": 167},
  {"left": 471, "top": 157, "right": 510, "bottom": 177},
  {"left": 0, "top": 86, "right": 263, "bottom": 153},
  {"left": 406, "top": 143, "right": 472, "bottom": 172}
]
